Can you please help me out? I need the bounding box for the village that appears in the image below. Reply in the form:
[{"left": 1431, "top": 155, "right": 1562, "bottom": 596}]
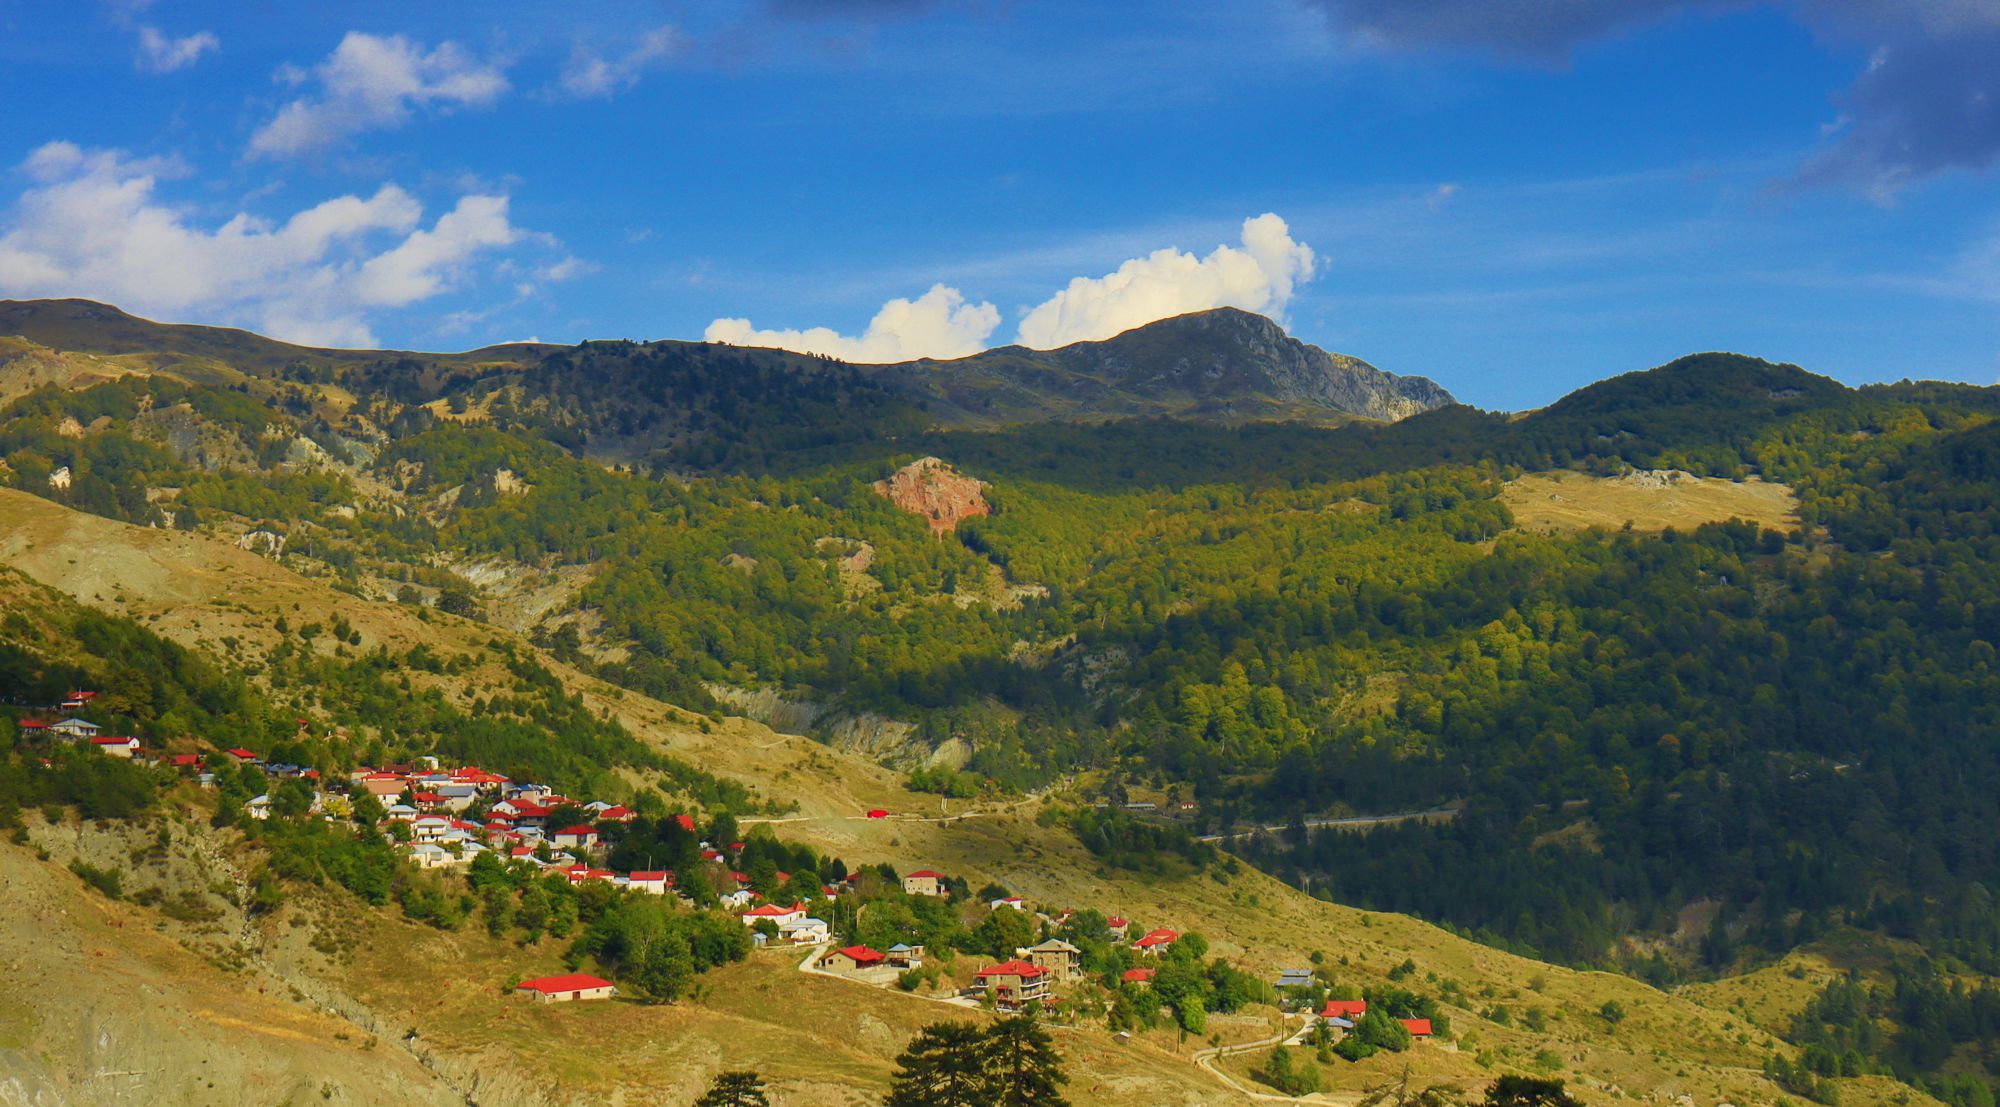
[{"left": 16, "top": 691, "right": 1447, "bottom": 1057}]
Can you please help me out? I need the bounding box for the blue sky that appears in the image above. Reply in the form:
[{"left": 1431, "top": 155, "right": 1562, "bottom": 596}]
[{"left": 1, "top": 0, "right": 1997, "bottom": 409}]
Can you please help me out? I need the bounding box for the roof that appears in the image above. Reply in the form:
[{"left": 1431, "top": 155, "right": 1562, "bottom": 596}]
[
  {"left": 887, "top": 943, "right": 917, "bottom": 953},
  {"left": 976, "top": 959, "right": 1046, "bottom": 980},
  {"left": 226, "top": 748, "right": 258, "bottom": 759},
  {"left": 169, "top": 754, "right": 202, "bottom": 766},
  {"left": 1134, "top": 929, "right": 1179, "bottom": 948},
  {"left": 1107, "top": 916, "right": 1128, "bottom": 927},
  {"left": 832, "top": 945, "right": 884, "bottom": 965},
  {"left": 1402, "top": 1018, "right": 1433, "bottom": 1036},
  {"left": 1121, "top": 968, "right": 1155, "bottom": 983},
  {"left": 673, "top": 814, "right": 695, "bottom": 832},
  {"left": 555, "top": 825, "right": 597, "bottom": 836},
  {"left": 743, "top": 902, "right": 803, "bottom": 917},
  {"left": 18, "top": 719, "right": 48, "bottom": 729},
  {"left": 517, "top": 973, "right": 614, "bottom": 995},
  {"left": 904, "top": 869, "right": 944, "bottom": 879},
  {"left": 90, "top": 735, "right": 136, "bottom": 745},
  {"left": 1319, "top": 999, "right": 1367, "bottom": 1019}
]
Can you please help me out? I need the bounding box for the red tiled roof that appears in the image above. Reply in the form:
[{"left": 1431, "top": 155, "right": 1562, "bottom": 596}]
[
  {"left": 170, "top": 754, "right": 202, "bottom": 766},
  {"left": 1402, "top": 1018, "right": 1433, "bottom": 1036},
  {"left": 90, "top": 735, "right": 136, "bottom": 746},
  {"left": 629, "top": 870, "right": 669, "bottom": 881},
  {"left": 1135, "top": 929, "right": 1178, "bottom": 948},
  {"left": 743, "top": 902, "right": 803, "bottom": 917},
  {"left": 555, "top": 825, "right": 597, "bottom": 836},
  {"left": 976, "top": 959, "right": 1046, "bottom": 980},
  {"left": 832, "top": 945, "right": 884, "bottom": 965},
  {"left": 1319, "top": 999, "right": 1367, "bottom": 1019},
  {"left": 673, "top": 814, "right": 695, "bottom": 832},
  {"left": 18, "top": 720, "right": 49, "bottom": 729},
  {"left": 226, "top": 748, "right": 258, "bottom": 759},
  {"left": 1107, "top": 916, "right": 1128, "bottom": 928},
  {"left": 905, "top": 870, "right": 944, "bottom": 879},
  {"left": 516, "top": 973, "right": 612, "bottom": 995},
  {"left": 1122, "top": 968, "right": 1155, "bottom": 983}
]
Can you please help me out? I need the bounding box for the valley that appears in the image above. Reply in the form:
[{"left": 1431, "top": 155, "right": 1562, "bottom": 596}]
[{"left": 4, "top": 302, "right": 2000, "bottom": 1106}]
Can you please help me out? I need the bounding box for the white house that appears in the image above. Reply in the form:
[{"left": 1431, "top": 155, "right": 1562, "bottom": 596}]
[
  {"left": 89, "top": 736, "right": 140, "bottom": 758},
  {"left": 627, "top": 871, "right": 671, "bottom": 895},
  {"left": 741, "top": 902, "right": 807, "bottom": 927},
  {"left": 720, "top": 889, "right": 756, "bottom": 910},
  {"left": 409, "top": 843, "right": 454, "bottom": 869},
  {"left": 48, "top": 717, "right": 100, "bottom": 740},
  {"left": 990, "top": 895, "right": 1026, "bottom": 911},
  {"left": 516, "top": 974, "right": 615, "bottom": 1003},
  {"left": 411, "top": 815, "right": 451, "bottom": 842},
  {"left": 551, "top": 825, "right": 599, "bottom": 850},
  {"left": 778, "top": 916, "right": 830, "bottom": 944},
  {"left": 247, "top": 794, "right": 273, "bottom": 820}
]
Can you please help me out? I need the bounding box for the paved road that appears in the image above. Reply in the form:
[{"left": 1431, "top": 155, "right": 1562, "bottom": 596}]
[{"left": 1199, "top": 807, "right": 1458, "bottom": 844}]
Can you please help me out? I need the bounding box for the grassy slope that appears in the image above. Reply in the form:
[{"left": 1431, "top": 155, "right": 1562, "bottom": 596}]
[
  {"left": 0, "top": 486, "right": 1937, "bottom": 1106},
  {"left": 1498, "top": 471, "right": 1799, "bottom": 535}
]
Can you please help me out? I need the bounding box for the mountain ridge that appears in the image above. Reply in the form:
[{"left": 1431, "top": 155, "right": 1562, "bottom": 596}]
[{"left": 0, "top": 298, "right": 1453, "bottom": 427}]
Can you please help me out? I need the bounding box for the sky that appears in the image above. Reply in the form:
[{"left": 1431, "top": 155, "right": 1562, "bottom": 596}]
[{"left": 0, "top": 1, "right": 1997, "bottom": 409}]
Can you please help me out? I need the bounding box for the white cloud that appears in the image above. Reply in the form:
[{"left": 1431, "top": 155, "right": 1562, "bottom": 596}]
[
  {"left": 558, "top": 26, "right": 683, "bottom": 99},
  {"left": 705, "top": 284, "right": 1000, "bottom": 362},
  {"left": 1014, "top": 212, "right": 1317, "bottom": 348},
  {"left": 0, "top": 142, "right": 547, "bottom": 348},
  {"left": 249, "top": 32, "right": 509, "bottom": 159},
  {"left": 135, "top": 26, "right": 218, "bottom": 73}
]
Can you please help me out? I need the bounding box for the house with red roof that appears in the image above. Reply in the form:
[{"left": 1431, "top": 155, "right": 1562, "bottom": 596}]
[
  {"left": 741, "top": 902, "right": 807, "bottom": 927},
  {"left": 168, "top": 753, "right": 203, "bottom": 770},
  {"left": 89, "top": 736, "right": 140, "bottom": 758},
  {"left": 1134, "top": 928, "right": 1179, "bottom": 954},
  {"left": 975, "top": 960, "right": 1051, "bottom": 1010},
  {"left": 16, "top": 719, "right": 49, "bottom": 736},
  {"left": 1319, "top": 999, "right": 1367, "bottom": 1020},
  {"left": 1121, "top": 968, "right": 1156, "bottom": 986},
  {"left": 1107, "top": 916, "right": 1129, "bottom": 933},
  {"left": 901, "top": 870, "right": 945, "bottom": 897},
  {"left": 1401, "top": 1018, "right": 1433, "bottom": 1037},
  {"left": 515, "top": 973, "right": 615, "bottom": 1003},
  {"left": 551, "top": 825, "right": 599, "bottom": 850},
  {"left": 224, "top": 747, "right": 260, "bottom": 765},
  {"left": 627, "top": 871, "right": 672, "bottom": 895},
  {"left": 673, "top": 813, "right": 696, "bottom": 832},
  {"left": 818, "top": 945, "right": 886, "bottom": 974}
]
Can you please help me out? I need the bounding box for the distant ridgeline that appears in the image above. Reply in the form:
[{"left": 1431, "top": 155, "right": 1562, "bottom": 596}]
[{"left": 8, "top": 299, "right": 2000, "bottom": 1016}]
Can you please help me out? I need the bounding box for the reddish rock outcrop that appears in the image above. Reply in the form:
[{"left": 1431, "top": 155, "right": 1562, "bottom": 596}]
[{"left": 873, "top": 457, "right": 989, "bottom": 535}]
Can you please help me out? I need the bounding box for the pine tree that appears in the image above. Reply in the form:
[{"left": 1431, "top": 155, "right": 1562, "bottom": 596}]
[
  {"left": 983, "top": 1016, "right": 1070, "bottom": 1107},
  {"left": 693, "top": 1070, "right": 769, "bottom": 1107},
  {"left": 884, "top": 1022, "right": 993, "bottom": 1107}
]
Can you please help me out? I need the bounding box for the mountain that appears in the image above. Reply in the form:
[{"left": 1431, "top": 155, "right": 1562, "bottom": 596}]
[
  {"left": 8, "top": 297, "right": 2000, "bottom": 1105},
  {"left": 887, "top": 307, "right": 1455, "bottom": 424},
  {"left": 0, "top": 299, "right": 1453, "bottom": 438}
]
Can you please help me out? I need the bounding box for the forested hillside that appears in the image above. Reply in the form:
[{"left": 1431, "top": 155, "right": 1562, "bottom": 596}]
[{"left": 6, "top": 301, "right": 2000, "bottom": 1065}]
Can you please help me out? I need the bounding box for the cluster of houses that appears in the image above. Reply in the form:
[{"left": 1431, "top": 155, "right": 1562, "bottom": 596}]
[
  {"left": 812, "top": 897, "right": 1196, "bottom": 1012},
  {"left": 18, "top": 703, "right": 1440, "bottom": 1038}
]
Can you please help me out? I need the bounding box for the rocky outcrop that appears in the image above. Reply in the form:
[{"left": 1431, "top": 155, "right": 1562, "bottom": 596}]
[{"left": 872, "top": 457, "right": 989, "bottom": 535}]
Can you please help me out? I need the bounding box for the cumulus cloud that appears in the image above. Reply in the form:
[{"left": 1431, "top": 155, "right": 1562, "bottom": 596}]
[
  {"left": 705, "top": 284, "right": 1000, "bottom": 362},
  {"left": 0, "top": 142, "right": 552, "bottom": 347},
  {"left": 1015, "top": 213, "right": 1316, "bottom": 348},
  {"left": 249, "top": 32, "right": 509, "bottom": 160},
  {"left": 1301, "top": 0, "right": 2000, "bottom": 193},
  {"left": 557, "top": 26, "right": 684, "bottom": 99},
  {"left": 135, "top": 26, "right": 218, "bottom": 72}
]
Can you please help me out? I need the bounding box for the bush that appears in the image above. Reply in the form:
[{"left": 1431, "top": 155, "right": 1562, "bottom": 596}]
[{"left": 69, "top": 858, "right": 124, "bottom": 899}]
